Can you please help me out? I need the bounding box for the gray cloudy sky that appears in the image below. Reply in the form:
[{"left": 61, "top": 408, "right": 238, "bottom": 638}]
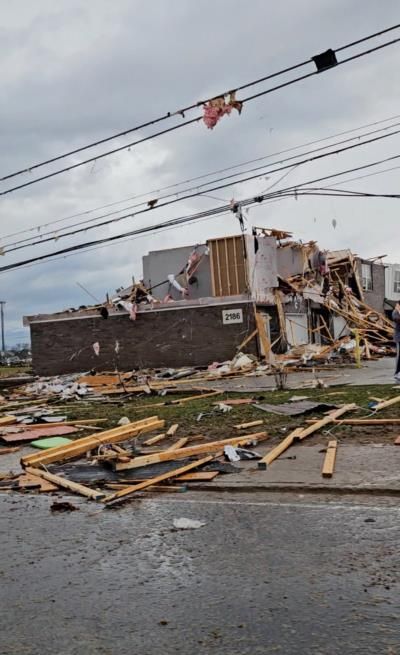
[{"left": 1, "top": 0, "right": 400, "bottom": 345}]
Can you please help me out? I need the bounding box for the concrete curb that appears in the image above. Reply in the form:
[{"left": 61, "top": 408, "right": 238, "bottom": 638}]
[{"left": 187, "top": 482, "right": 400, "bottom": 497}]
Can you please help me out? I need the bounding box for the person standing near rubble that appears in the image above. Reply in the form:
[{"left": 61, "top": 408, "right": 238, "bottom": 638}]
[{"left": 393, "top": 302, "right": 400, "bottom": 379}]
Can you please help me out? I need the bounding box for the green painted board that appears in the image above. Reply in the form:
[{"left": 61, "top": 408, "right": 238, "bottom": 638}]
[{"left": 30, "top": 436, "right": 73, "bottom": 450}]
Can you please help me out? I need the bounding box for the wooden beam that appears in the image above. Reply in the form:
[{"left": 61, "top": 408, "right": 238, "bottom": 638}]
[
  {"left": 0, "top": 416, "right": 17, "bottom": 426},
  {"left": 142, "top": 433, "right": 166, "bottom": 446},
  {"left": 103, "top": 455, "right": 214, "bottom": 505},
  {"left": 322, "top": 440, "right": 338, "bottom": 478},
  {"left": 373, "top": 395, "right": 400, "bottom": 411},
  {"left": 24, "top": 467, "right": 104, "bottom": 500},
  {"left": 135, "top": 390, "right": 222, "bottom": 411},
  {"left": 21, "top": 417, "right": 164, "bottom": 468},
  {"left": 166, "top": 424, "right": 179, "bottom": 437},
  {"left": 236, "top": 329, "right": 258, "bottom": 353},
  {"left": 305, "top": 418, "right": 400, "bottom": 426},
  {"left": 255, "top": 312, "right": 271, "bottom": 359},
  {"left": 114, "top": 431, "right": 269, "bottom": 471},
  {"left": 14, "top": 419, "right": 108, "bottom": 428},
  {"left": 297, "top": 404, "right": 356, "bottom": 441},
  {"left": 258, "top": 428, "right": 303, "bottom": 470},
  {"left": 166, "top": 438, "right": 188, "bottom": 451},
  {"left": 234, "top": 420, "right": 263, "bottom": 430},
  {"left": 0, "top": 446, "right": 20, "bottom": 455},
  {"left": 178, "top": 471, "right": 219, "bottom": 481}
]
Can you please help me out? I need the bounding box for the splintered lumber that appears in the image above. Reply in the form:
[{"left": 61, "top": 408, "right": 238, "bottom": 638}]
[
  {"left": 17, "top": 471, "right": 58, "bottom": 492},
  {"left": 0, "top": 416, "right": 17, "bottom": 426},
  {"left": 236, "top": 328, "right": 258, "bottom": 352},
  {"left": 143, "top": 433, "right": 166, "bottom": 446},
  {"left": 0, "top": 446, "right": 20, "bottom": 455},
  {"left": 373, "top": 395, "right": 400, "bottom": 412},
  {"left": 322, "top": 440, "right": 338, "bottom": 478},
  {"left": 296, "top": 404, "right": 356, "bottom": 441},
  {"left": 306, "top": 418, "right": 400, "bottom": 426},
  {"left": 255, "top": 312, "right": 271, "bottom": 358},
  {"left": 136, "top": 390, "right": 222, "bottom": 410},
  {"left": 178, "top": 471, "right": 219, "bottom": 481},
  {"left": 114, "top": 431, "right": 268, "bottom": 471},
  {"left": 12, "top": 419, "right": 109, "bottom": 428},
  {"left": 24, "top": 467, "right": 104, "bottom": 500},
  {"left": 166, "top": 424, "right": 179, "bottom": 437},
  {"left": 103, "top": 455, "right": 214, "bottom": 505},
  {"left": 234, "top": 420, "right": 263, "bottom": 430},
  {"left": 258, "top": 428, "right": 304, "bottom": 470},
  {"left": 21, "top": 416, "right": 164, "bottom": 468},
  {"left": 166, "top": 438, "right": 188, "bottom": 451}
]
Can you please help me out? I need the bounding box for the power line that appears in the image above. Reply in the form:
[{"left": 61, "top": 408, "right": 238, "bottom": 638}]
[
  {"left": 4, "top": 111, "right": 400, "bottom": 246},
  {"left": 3, "top": 156, "right": 400, "bottom": 274},
  {"left": 1, "top": 25, "right": 400, "bottom": 196},
  {"left": 4, "top": 124, "right": 400, "bottom": 255},
  {"left": 3, "top": 111, "right": 400, "bottom": 245}
]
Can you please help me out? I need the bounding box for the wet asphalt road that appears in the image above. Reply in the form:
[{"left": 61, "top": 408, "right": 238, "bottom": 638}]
[{"left": 0, "top": 491, "right": 399, "bottom": 655}]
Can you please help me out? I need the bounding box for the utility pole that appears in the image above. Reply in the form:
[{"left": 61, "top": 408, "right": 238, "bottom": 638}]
[{"left": 0, "top": 301, "right": 5, "bottom": 354}]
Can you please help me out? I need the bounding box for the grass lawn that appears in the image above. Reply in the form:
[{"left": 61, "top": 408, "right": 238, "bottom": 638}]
[{"left": 56, "top": 383, "right": 400, "bottom": 448}]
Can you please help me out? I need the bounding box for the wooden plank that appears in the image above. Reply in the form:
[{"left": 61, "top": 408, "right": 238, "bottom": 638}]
[
  {"left": 166, "top": 424, "right": 179, "bottom": 437},
  {"left": 0, "top": 446, "right": 20, "bottom": 455},
  {"left": 0, "top": 416, "right": 17, "bottom": 426},
  {"left": 258, "top": 428, "right": 303, "bottom": 470},
  {"left": 136, "top": 390, "right": 222, "bottom": 410},
  {"left": 166, "top": 437, "right": 188, "bottom": 451},
  {"left": 178, "top": 471, "right": 219, "bottom": 481},
  {"left": 394, "top": 435, "right": 400, "bottom": 445},
  {"left": 232, "top": 236, "right": 240, "bottom": 295},
  {"left": 373, "top": 395, "right": 400, "bottom": 411},
  {"left": 15, "top": 419, "right": 108, "bottom": 428},
  {"left": 114, "top": 432, "right": 269, "bottom": 471},
  {"left": 297, "top": 404, "right": 356, "bottom": 441},
  {"left": 24, "top": 467, "right": 105, "bottom": 500},
  {"left": 306, "top": 418, "right": 400, "bottom": 426},
  {"left": 104, "top": 455, "right": 214, "bottom": 505},
  {"left": 236, "top": 329, "right": 258, "bottom": 353},
  {"left": 255, "top": 312, "right": 271, "bottom": 358},
  {"left": 17, "top": 472, "right": 58, "bottom": 492},
  {"left": 224, "top": 238, "right": 232, "bottom": 294},
  {"left": 215, "top": 240, "right": 223, "bottom": 296},
  {"left": 209, "top": 240, "right": 217, "bottom": 296},
  {"left": 322, "top": 440, "right": 337, "bottom": 478},
  {"left": 234, "top": 420, "right": 263, "bottom": 430},
  {"left": 143, "top": 433, "right": 166, "bottom": 446},
  {"left": 21, "top": 417, "right": 164, "bottom": 467}
]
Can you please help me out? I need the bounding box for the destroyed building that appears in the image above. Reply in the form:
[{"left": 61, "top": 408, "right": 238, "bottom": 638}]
[{"left": 24, "top": 230, "right": 392, "bottom": 376}]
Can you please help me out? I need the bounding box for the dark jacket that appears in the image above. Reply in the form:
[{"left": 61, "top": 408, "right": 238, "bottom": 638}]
[{"left": 392, "top": 309, "right": 400, "bottom": 343}]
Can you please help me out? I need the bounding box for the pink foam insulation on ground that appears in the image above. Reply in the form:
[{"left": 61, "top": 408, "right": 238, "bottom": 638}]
[{"left": 0, "top": 425, "right": 78, "bottom": 443}]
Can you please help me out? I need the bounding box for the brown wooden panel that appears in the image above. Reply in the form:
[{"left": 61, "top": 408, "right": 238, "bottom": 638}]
[{"left": 208, "top": 236, "right": 247, "bottom": 296}]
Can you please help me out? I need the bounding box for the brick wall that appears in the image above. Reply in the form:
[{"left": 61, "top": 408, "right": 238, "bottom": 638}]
[{"left": 30, "top": 302, "right": 258, "bottom": 376}]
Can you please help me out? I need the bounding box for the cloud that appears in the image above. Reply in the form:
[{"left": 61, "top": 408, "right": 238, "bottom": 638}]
[{"left": 0, "top": 0, "right": 400, "bottom": 345}]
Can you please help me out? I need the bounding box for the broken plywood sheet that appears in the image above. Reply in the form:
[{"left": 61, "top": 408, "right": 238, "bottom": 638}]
[
  {"left": 0, "top": 425, "right": 79, "bottom": 443},
  {"left": 254, "top": 400, "right": 336, "bottom": 416}
]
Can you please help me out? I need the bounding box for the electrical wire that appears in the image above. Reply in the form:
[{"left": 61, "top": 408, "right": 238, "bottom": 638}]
[
  {"left": 6, "top": 115, "right": 400, "bottom": 250},
  {"left": 3, "top": 110, "right": 400, "bottom": 244},
  {"left": 1, "top": 24, "right": 400, "bottom": 195},
  {"left": 2, "top": 172, "right": 400, "bottom": 274},
  {"left": 4, "top": 125, "right": 400, "bottom": 255}
]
